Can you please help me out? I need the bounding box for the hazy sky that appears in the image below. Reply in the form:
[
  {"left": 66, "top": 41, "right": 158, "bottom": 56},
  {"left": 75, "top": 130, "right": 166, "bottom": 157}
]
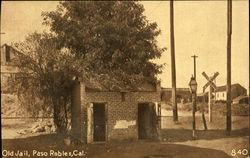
[{"left": 1, "top": 1, "right": 249, "bottom": 93}]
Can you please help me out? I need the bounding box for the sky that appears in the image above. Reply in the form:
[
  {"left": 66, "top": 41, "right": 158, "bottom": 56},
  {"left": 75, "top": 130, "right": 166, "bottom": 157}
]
[{"left": 1, "top": 1, "right": 249, "bottom": 93}]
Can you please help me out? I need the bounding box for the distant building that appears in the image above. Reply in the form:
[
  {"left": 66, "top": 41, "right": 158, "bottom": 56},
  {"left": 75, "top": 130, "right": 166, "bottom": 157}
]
[
  {"left": 1, "top": 44, "right": 20, "bottom": 93},
  {"left": 197, "top": 92, "right": 209, "bottom": 102},
  {"left": 161, "top": 88, "right": 191, "bottom": 103},
  {"left": 1, "top": 44, "right": 20, "bottom": 65},
  {"left": 232, "top": 95, "right": 249, "bottom": 104},
  {"left": 214, "top": 83, "right": 247, "bottom": 101}
]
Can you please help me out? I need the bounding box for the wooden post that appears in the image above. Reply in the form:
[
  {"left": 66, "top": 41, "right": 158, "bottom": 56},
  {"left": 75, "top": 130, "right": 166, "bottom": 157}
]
[
  {"left": 170, "top": 0, "right": 178, "bottom": 122},
  {"left": 208, "top": 84, "right": 212, "bottom": 122},
  {"left": 202, "top": 95, "right": 207, "bottom": 130},
  {"left": 226, "top": 0, "right": 232, "bottom": 136},
  {"left": 202, "top": 112, "right": 207, "bottom": 130},
  {"left": 191, "top": 55, "right": 198, "bottom": 112},
  {"left": 191, "top": 55, "right": 198, "bottom": 80},
  {"left": 155, "top": 102, "right": 162, "bottom": 141},
  {"left": 214, "top": 76, "right": 217, "bottom": 102},
  {"left": 87, "top": 103, "right": 93, "bottom": 143},
  {"left": 192, "top": 93, "right": 196, "bottom": 139}
]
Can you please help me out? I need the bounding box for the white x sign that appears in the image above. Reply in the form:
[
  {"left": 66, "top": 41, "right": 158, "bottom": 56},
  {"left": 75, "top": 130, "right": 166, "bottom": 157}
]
[{"left": 202, "top": 72, "right": 219, "bottom": 92}]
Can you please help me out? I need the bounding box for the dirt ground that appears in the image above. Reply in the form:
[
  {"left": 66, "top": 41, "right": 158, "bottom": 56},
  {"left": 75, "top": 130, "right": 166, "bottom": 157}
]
[
  {"left": 1, "top": 114, "right": 249, "bottom": 158},
  {"left": 2, "top": 133, "right": 233, "bottom": 158}
]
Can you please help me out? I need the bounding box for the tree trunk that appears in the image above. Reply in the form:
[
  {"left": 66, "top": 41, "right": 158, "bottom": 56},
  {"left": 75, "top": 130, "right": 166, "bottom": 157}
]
[
  {"left": 52, "top": 97, "right": 67, "bottom": 134},
  {"left": 63, "top": 96, "right": 69, "bottom": 130}
]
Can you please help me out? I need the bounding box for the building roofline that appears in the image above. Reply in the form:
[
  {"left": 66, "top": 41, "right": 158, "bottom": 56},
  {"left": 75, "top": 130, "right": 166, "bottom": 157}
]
[{"left": 215, "top": 83, "right": 246, "bottom": 92}]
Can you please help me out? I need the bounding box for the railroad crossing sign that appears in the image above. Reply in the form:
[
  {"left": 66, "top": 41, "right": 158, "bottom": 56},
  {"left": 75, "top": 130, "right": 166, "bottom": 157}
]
[
  {"left": 202, "top": 72, "right": 219, "bottom": 92},
  {"left": 202, "top": 71, "right": 219, "bottom": 123}
]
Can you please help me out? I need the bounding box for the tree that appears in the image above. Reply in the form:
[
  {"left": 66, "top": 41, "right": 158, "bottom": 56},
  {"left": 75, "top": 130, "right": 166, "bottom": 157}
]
[
  {"left": 10, "top": 32, "right": 87, "bottom": 133},
  {"left": 11, "top": 1, "right": 165, "bottom": 134},
  {"left": 42, "top": 1, "right": 165, "bottom": 90}
]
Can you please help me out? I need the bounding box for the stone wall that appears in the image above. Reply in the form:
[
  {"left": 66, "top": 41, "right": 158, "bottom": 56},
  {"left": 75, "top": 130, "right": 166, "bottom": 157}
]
[{"left": 79, "top": 82, "right": 161, "bottom": 142}]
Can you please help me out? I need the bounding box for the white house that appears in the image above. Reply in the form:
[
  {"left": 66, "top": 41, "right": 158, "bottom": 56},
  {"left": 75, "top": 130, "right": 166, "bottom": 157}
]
[{"left": 214, "top": 84, "right": 247, "bottom": 101}]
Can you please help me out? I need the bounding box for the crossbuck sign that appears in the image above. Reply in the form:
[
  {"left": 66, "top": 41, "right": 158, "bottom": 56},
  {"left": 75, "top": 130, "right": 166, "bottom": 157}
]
[
  {"left": 202, "top": 72, "right": 219, "bottom": 92},
  {"left": 202, "top": 71, "right": 219, "bottom": 122}
]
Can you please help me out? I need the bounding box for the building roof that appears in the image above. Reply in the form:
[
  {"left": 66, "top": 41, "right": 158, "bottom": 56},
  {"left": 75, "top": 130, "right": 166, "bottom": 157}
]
[
  {"left": 1, "top": 44, "right": 23, "bottom": 57},
  {"left": 215, "top": 83, "right": 246, "bottom": 92},
  {"left": 232, "top": 95, "right": 249, "bottom": 102},
  {"left": 84, "top": 79, "right": 160, "bottom": 92},
  {"left": 1, "top": 43, "right": 8, "bottom": 48}
]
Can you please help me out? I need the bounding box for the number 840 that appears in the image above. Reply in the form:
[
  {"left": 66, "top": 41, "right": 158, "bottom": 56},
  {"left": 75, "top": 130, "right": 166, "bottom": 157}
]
[{"left": 231, "top": 149, "right": 248, "bottom": 156}]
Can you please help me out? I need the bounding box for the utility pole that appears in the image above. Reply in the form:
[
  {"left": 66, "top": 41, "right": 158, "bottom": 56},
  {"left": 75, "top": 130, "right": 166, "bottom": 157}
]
[
  {"left": 170, "top": 0, "right": 178, "bottom": 122},
  {"left": 226, "top": 0, "right": 232, "bottom": 136},
  {"left": 191, "top": 55, "right": 198, "bottom": 79},
  {"left": 191, "top": 55, "right": 198, "bottom": 116}
]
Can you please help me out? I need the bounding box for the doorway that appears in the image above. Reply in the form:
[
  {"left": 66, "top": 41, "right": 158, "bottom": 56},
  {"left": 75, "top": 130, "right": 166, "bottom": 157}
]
[
  {"left": 138, "top": 103, "right": 158, "bottom": 139},
  {"left": 93, "top": 103, "right": 106, "bottom": 142}
]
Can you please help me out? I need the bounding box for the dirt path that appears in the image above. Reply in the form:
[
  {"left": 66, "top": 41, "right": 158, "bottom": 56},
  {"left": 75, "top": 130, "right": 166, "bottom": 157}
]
[
  {"left": 170, "top": 136, "right": 249, "bottom": 157},
  {"left": 2, "top": 135, "right": 231, "bottom": 158},
  {"left": 1, "top": 115, "right": 248, "bottom": 158}
]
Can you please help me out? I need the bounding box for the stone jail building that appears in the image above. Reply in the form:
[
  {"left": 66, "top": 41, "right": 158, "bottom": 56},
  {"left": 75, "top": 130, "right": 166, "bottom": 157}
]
[{"left": 71, "top": 81, "right": 161, "bottom": 143}]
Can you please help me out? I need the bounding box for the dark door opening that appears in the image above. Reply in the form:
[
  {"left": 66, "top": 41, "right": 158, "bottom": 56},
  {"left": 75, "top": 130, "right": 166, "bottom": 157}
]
[
  {"left": 93, "top": 103, "right": 106, "bottom": 142},
  {"left": 138, "top": 103, "right": 157, "bottom": 139}
]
